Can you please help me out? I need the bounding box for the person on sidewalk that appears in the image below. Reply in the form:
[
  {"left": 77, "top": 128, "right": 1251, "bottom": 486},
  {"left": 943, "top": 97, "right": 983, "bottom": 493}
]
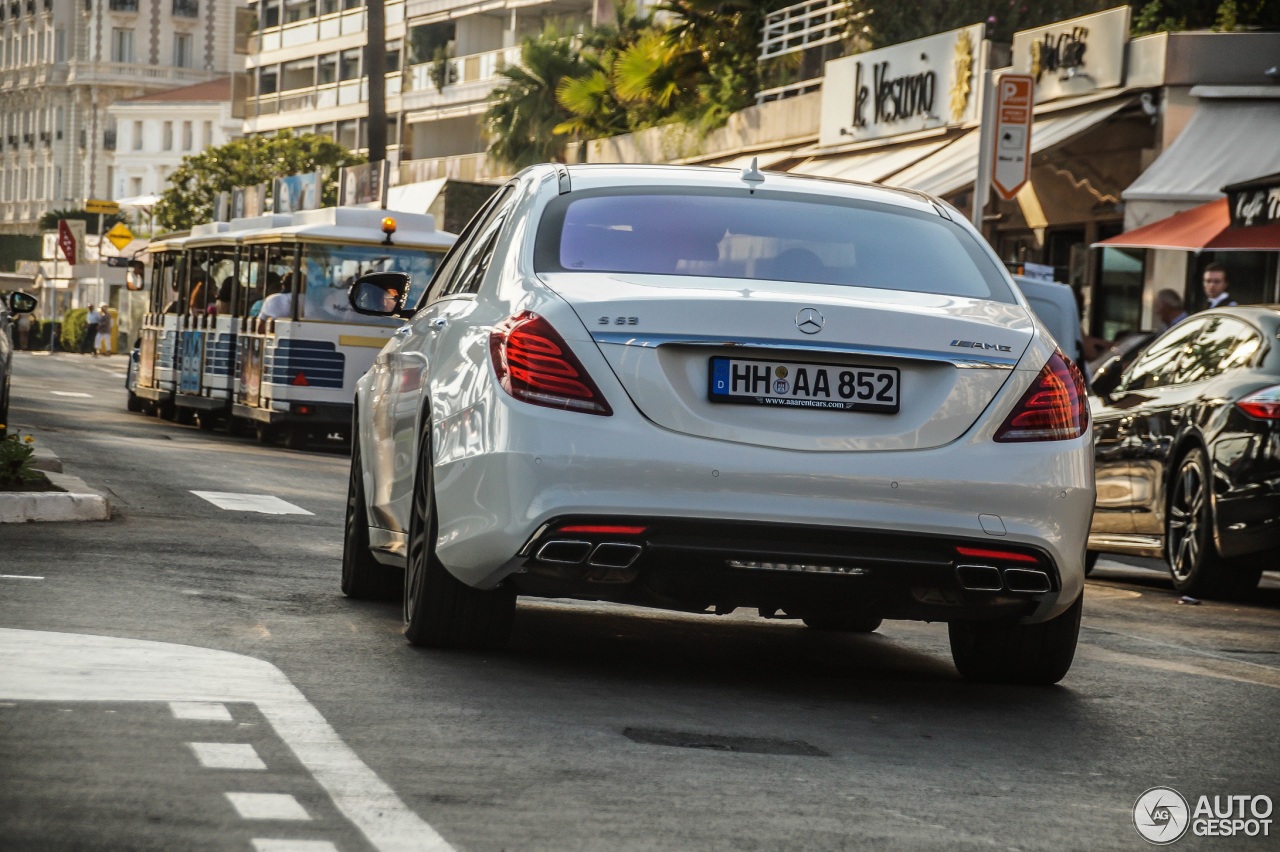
[
  {"left": 95, "top": 304, "right": 112, "bottom": 356},
  {"left": 1202, "top": 262, "right": 1238, "bottom": 309},
  {"left": 1154, "top": 289, "right": 1187, "bottom": 330},
  {"left": 81, "top": 304, "right": 101, "bottom": 356}
]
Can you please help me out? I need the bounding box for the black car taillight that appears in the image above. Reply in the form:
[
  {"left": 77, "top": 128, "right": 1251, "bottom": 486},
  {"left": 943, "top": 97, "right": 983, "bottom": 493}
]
[
  {"left": 1237, "top": 384, "right": 1280, "bottom": 420},
  {"left": 994, "top": 350, "right": 1088, "bottom": 442},
  {"left": 489, "top": 311, "right": 612, "bottom": 416}
]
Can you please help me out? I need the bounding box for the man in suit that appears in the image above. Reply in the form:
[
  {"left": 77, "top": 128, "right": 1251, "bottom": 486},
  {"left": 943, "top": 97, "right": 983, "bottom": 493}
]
[{"left": 1202, "top": 262, "right": 1238, "bottom": 309}]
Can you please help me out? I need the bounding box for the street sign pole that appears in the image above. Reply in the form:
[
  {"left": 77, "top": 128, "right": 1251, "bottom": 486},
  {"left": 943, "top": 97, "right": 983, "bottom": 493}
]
[
  {"left": 96, "top": 212, "right": 105, "bottom": 307},
  {"left": 971, "top": 69, "right": 995, "bottom": 230}
]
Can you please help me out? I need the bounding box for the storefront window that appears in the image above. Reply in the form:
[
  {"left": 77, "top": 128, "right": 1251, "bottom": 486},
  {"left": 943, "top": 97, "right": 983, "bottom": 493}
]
[
  {"left": 1191, "top": 252, "right": 1277, "bottom": 309},
  {"left": 1095, "top": 247, "right": 1144, "bottom": 341}
]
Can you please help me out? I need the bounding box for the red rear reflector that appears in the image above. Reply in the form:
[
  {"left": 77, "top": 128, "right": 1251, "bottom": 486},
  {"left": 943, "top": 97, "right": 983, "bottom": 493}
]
[
  {"left": 994, "top": 350, "right": 1088, "bottom": 442},
  {"left": 295, "top": 405, "right": 313, "bottom": 415},
  {"left": 1237, "top": 385, "right": 1280, "bottom": 420},
  {"left": 490, "top": 311, "right": 612, "bottom": 415},
  {"left": 955, "top": 546, "right": 1039, "bottom": 564},
  {"left": 556, "top": 525, "right": 647, "bottom": 535},
  {"left": 291, "top": 372, "right": 309, "bottom": 387}
]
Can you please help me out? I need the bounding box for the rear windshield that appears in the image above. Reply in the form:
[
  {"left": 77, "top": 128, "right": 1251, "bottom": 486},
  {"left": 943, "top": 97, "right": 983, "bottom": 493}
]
[{"left": 535, "top": 188, "right": 1013, "bottom": 302}]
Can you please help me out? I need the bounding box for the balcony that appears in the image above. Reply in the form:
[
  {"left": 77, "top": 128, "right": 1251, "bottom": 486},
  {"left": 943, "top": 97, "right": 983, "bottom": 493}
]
[
  {"left": 172, "top": 0, "right": 198, "bottom": 17},
  {"left": 65, "top": 60, "right": 215, "bottom": 86},
  {"left": 399, "top": 152, "right": 504, "bottom": 184},
  {"left": 109, "top": 0, "right": 139, "bottom": 11},
  {"left": 401, "top": 44, "right": 519, "bottom": 111}
]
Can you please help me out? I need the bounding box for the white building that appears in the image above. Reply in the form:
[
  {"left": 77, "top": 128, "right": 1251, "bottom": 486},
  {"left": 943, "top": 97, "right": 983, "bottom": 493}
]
[
  {"left": 107, "top": 76, "right": 239, "bottom": 204},
  {"left": 0, "top": 0, "right": 244, "bottom": 235}
]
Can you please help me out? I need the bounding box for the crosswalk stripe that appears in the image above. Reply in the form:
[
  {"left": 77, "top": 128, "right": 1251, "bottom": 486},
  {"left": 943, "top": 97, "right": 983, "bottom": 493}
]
[
  {"left": 226, "top": 792, "right": 311, "bottom": 821},
  {"left": 190, "top": 492, "right": 314, "bottom": 515},
  {"left": 190, "top": 742, "right": 267, "bottom": 770}
]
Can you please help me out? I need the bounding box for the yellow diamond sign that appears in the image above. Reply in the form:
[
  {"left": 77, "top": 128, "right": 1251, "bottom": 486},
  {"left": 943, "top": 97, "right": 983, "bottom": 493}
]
[{"left": 106, "top": 222, "right": 134, "bottom": 251}]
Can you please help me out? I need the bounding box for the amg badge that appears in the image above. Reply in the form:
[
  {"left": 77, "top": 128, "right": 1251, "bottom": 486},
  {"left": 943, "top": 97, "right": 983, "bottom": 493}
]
[{"left": 950, "top": 339, "right": 1012, "bottom": 352}]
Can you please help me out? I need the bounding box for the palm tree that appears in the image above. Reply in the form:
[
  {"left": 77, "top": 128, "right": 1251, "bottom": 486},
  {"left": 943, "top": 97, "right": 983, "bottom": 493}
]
[{"left": 484, "top": 31, "right": 589, "bottom": 170}]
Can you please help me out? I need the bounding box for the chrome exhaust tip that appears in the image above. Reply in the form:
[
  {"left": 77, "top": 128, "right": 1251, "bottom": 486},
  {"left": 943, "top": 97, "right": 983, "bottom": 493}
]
[
  {"left": 535, "top": 540, "right": 592, "bottom": 564},
  {"left": 1002, "top": 568, "right": 1052, "bottom": 594},
  {"left": 589, "top": 542, "right": 643, "bottom": 569},
  {"left": 955, "top": 564, "right": 1004, "bottom": 592}
]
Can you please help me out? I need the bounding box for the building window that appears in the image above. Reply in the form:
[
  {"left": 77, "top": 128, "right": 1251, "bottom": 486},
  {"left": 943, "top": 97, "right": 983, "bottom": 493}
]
[
  {"left": 109, "top": 0, "right": 140, "bottom": 11},
  {"left": 339, "top": 48, "right": 360, "bottom": 81},
  {"left": 172, "top": 0, "right": 198, "bottom": 18},
  {"left": 173, "top": 33, "right": 192, "bottom": 68},
  {"left": 182, "top": 121, "right": 192, "bottom": 150},
  {"left": 130, "top": 176, "right": 143, "bottom": 196},
  {"left": 163, "top": 121, "right": 173, "bottom": 150},
  {"left": 111, "top": 28, "right": 134, "bottom": 63},
  {"left": 133, "top": 120, "right": 144, "bottom": 150}
]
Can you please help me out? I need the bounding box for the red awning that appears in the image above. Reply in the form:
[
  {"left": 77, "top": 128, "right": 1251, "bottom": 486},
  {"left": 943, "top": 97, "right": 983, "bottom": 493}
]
[{"left": 1097, "top": 197, "right": 1280, "bottom": 253}]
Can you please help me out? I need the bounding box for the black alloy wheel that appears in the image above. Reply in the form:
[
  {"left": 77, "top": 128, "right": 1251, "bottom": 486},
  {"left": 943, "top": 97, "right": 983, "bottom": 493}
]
[
  {"left": 948, "top": 593, "right": 1082, "bottom": 685},
  {"left": 340, "top": 429, "right": 400, "bottom": 600},
  {"left": 403, "top": 427, "right": 515, "bottom": 648},
  {"left": 1166, "top": 447, "right": 1261, "bottom": 599}
]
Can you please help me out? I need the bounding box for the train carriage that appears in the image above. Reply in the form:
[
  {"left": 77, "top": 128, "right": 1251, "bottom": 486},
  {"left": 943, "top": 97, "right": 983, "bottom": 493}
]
[{"left": 134, "top": 229, "right": 194, "bottom": 418}]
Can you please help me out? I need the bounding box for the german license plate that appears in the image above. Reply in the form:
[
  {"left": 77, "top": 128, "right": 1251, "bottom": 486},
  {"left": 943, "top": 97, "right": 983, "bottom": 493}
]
[{"left": 709, "top": 356, "right": 899, "bottom": 413}]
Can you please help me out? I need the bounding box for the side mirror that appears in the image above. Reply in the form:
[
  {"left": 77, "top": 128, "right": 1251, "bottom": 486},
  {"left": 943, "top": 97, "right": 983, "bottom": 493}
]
[
  {"left": 348, "top": 271, "right": 411, "bottom": 316},
  {"left": 7, "top": 291, "right": 37, "bottom": 314}
]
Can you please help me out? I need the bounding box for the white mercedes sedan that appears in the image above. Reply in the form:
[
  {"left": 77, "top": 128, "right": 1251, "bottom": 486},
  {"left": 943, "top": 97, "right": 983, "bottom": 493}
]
[{"left": 342, "top": 163, "right": 1093, "bottom": 685}]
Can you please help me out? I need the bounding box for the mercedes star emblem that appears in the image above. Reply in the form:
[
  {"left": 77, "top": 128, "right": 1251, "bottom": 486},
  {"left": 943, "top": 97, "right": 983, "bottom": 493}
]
[{"left": 795, "top": 307, "right": 825, "bottom": 335}]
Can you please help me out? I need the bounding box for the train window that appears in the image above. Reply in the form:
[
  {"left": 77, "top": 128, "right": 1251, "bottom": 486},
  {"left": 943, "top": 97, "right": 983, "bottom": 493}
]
[{"left": 300, "top": 243, "right": 443, "bottom": 323}]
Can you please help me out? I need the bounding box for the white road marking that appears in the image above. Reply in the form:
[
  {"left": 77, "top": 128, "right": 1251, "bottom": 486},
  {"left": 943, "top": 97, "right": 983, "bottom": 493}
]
[
  {"left": 191, "top": 492, "right": 314, "bottom": 516},
  {"left": 171, "top": 701, "right": 233, "bottom": 722},
  {"left": 226, "top": 792, "right": 311, "bottom": 821},
  {"left": 189, "top": 742, "right": 267, "bottom": 770},
  {"left": 51, "top": 391, "right": 93, "bottom": 398},
  {"left": 0, "top": 575, "right": 44, "bottom": 580},
  {"left": 0, "top": 629, "right": 452, "bottom": 852},
  {"left": 253, "top": 840, "right": 339, "bottom": 852}
]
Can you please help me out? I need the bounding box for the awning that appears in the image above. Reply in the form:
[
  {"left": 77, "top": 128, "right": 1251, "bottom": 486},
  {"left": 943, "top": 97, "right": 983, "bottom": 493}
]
[
  {"left": 1095, "top": 197, "right": 1280, "bottom": 252},
  {"left": 789, "top": 138, "right": 950, "bottom": 183},
  {"left": 114, "top": 193, "right": 162, "bottom": 208},
  {"left": 887, "top": 98, "right": 1132, "bottom": 198},
  {"left": 386, "top": 178, "right": 447, "bottom": 215},
  {"left": 1123, "top": 100, "right": 1280, "bottom": 204}
]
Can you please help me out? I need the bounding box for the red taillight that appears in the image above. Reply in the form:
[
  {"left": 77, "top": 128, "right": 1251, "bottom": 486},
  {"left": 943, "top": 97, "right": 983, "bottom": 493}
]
[
  {"left": 1237, "top": 385, "right": 1280, "bottom": 420},
  {"left": 955, "top": 546, "right": 1039, "bottom": 564},
  {"left": 556, "top": 524, "right": 647, "bottom": 535},
  {"left": 490, "top": 311, "right": 612, "bottom": 415},
  {"left": 994, "top": 350, "right": 1088, "bottom": 442}
]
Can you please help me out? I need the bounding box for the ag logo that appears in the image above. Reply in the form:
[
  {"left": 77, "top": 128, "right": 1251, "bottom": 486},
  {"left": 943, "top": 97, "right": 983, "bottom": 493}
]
[{"left": 1134, "top": 787, "right": 1190, "bottom": 845}]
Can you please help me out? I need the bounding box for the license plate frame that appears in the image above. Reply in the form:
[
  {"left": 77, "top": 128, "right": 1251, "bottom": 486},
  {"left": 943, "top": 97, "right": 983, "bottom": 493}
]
[{"left": 708, "top": 356, "right": 900, "bottom": 413}]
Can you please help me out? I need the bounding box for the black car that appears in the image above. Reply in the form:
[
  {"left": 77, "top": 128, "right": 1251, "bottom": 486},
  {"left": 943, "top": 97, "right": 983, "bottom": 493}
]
[
  {"left": 1088, "top": 306, "right": 1280, "bottom": 598},
  {"left": 1, "top": 291, "right": 39, "bottom": 431}
]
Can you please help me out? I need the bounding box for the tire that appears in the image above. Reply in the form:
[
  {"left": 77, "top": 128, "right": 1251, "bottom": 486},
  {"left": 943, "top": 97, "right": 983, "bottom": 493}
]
[
  {"left": 175, "top": 407, "right": 195, "bottom": 426},
  {"left": 284, "top": 428, "right": 309, "bottom": 451},
  {"left": 255, "top": 424, "right": 279, "bottom": 446},
  {"left": 1166, "top": 447, "right": 1261, "bottom": 600},
  {"left": 341, "top": 431, "right": 401, "bottom": 600},
  {"left": 948, "top": 594, "right": 1082, "bottom": 685},
  {"left": 403, "top": 427, "right": 515, "bottom": 648},
  {"left": 1084, "top": 550, "right": 1099, "bottom": 577},
  {"left": 802, "top": 613, "right": 883, "bottom": 633},
  {"left": 126, "top": 392, "right": 145, "bottom": 413},
  {"left": 197, "top": 413, "right": 218, "bottom": 431}
]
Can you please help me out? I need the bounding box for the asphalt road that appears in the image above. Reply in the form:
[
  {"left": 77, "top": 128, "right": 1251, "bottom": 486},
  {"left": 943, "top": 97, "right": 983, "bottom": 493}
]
[{"left": 2, "top": 350, "right": 1278, "bottom": 851}]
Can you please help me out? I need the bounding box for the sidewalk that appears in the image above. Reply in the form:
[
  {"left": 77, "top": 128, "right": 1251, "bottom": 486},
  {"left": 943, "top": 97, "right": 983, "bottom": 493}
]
[{"left": 0, "top": 428, "right": 112, "bottom": 523}]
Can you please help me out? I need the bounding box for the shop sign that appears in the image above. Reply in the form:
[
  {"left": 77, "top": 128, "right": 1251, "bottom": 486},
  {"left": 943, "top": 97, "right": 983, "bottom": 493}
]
[
  {"left": 272, "top": 171, "right": 322, "bottom": 214},
  {"left": 1228, "top": 184, "right": 1280, "bottom": 228},
  {"left": 819, "top": 24, "right": 986, "bottom": 147},
  {"left": 1012, "top": 6, "right": 1129, "bottom": 103},
  {"left": 231, "top": 184, "right": 266, "bottom": 218}
]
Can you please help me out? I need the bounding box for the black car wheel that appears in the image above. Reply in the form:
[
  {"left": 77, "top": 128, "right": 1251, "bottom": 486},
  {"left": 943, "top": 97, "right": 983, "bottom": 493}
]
[
  {"left": 403, "top": 427, "right": 515, "bottom": 648},
  {"left": 340, "top": 429, "right": 401, "bottom": 600},
  {"left": 1166, "top": 447, "right": 1261, "bottom": 599},
  {"left": 948, "top": 593, "right": 1082, "bottom": 685}
]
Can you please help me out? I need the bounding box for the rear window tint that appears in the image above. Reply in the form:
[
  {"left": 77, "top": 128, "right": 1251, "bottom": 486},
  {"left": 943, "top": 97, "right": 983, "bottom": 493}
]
[{"left": 535, "top": 188, "right": 1013, "bottom": 302}]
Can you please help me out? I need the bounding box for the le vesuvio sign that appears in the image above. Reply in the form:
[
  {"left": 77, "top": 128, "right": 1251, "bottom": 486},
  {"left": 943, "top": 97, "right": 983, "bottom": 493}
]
[
  {"left": 1225, "top": 173, "right": 1280, "bottom": 229},
  {"left": 819, "top": 24, "right": 985, "bottom": 148},
  {"left": 1012, "top": 6, "right": 1129, "bottom": 103}
]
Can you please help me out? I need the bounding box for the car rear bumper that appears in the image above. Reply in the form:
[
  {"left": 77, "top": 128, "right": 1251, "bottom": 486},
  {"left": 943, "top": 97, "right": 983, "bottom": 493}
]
[{"left": 431, "top": 405, "right": 1093, "bottom": 623}]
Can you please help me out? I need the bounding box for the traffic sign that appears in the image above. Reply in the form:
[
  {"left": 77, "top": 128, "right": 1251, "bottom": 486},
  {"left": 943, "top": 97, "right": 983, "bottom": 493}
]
[
  {"left": 991, "top": 73, "right": 1034, "bottom": 201},
  {"left": 57, "top": 219, "right": 77, "bottom": 264},
  {"left": 106, "top": 222, "right": 134, "bottom": 251},
  {"left": 85, "top": 198, "right": 121, "bottom": 215}
]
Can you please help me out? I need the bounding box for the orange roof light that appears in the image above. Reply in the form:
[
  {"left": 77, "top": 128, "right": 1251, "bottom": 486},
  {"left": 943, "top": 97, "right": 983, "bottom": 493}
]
[{"left": 381, "top": 216, "right": 396, "bottom": 245}]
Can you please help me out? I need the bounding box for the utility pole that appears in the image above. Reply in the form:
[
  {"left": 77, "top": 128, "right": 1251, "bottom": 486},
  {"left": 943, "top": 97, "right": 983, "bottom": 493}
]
[{"left": 365, "top": 0, "right": 387, "bottom": 163}]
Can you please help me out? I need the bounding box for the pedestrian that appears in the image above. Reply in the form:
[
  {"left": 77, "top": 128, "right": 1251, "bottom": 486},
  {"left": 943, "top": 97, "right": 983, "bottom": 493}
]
[
  {"left": 1154, "top": 289, "right": 1187, "bottom": 329},
  {"left": 95, "top": 304, "right": 113, "bottom": 356},
  {"left": 15, "top": 310, "right": 34, "bottom": 349},
  {"left": 1202, "top": 262, "right": 1238, "bottom": 309},
  {"left": 81, "top": 303, "right": 101, "bottom": 356}
]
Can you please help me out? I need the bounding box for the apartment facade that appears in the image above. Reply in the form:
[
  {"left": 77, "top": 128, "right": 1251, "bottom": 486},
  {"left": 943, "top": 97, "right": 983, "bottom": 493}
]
[{"left": 0, "top": 0, "right": 243, "bottom": 235}]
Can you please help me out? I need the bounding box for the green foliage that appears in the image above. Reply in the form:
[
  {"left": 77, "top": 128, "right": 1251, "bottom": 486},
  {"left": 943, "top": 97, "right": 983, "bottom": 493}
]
[
  {"left": 60, "top": 307, "right": 89, "bottom": 352},
  {"left": 0, "top": 430, "right": 40, "bottom": 486},
  {"left": 37, "top": 209, "right": 125, "bottom": 236},
  {"left": 1132, "top": 0, "right": 1279, "bottom": 33},
  {"left": 484, "top": 29, "right": 593, "bottom": 169},
  {"left": 155, "top": 131, "right": 365, "bottom": 231}
]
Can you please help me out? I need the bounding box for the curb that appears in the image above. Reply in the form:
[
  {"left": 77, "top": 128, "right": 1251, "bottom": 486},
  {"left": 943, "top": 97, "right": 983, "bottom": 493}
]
[{"left": 0, "top": 470, "right": 112, "bottom": 524}]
